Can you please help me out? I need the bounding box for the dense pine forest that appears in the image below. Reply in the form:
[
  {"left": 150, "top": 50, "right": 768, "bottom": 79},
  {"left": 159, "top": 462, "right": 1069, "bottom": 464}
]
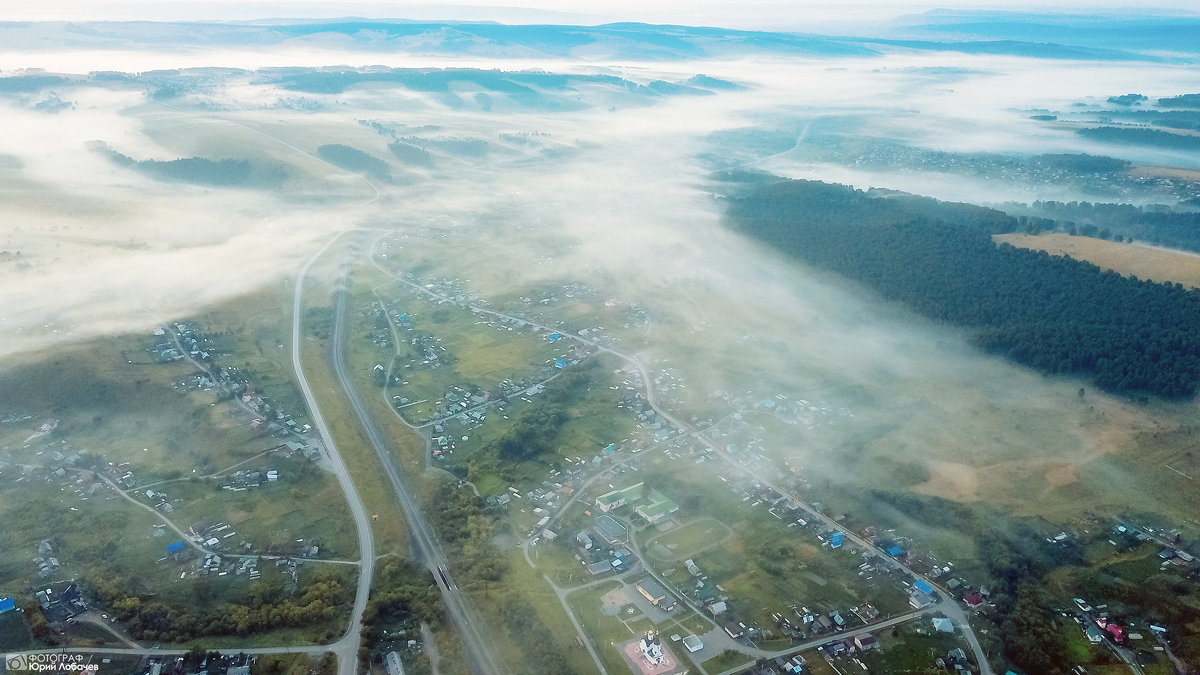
[{"left": 727, "top": 178, "right": 1200, "bottom": 398}]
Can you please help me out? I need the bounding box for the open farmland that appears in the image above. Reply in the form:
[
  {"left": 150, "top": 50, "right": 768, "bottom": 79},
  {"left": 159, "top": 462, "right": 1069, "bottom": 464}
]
[{"left": 994, "top": 232, "right": 1200, "bottom": 289}]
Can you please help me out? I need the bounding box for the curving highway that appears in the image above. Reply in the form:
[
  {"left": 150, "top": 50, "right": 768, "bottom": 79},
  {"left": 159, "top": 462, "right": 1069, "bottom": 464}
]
[{"left": 291, "top": 235, "right": 377, "bottom": 675}]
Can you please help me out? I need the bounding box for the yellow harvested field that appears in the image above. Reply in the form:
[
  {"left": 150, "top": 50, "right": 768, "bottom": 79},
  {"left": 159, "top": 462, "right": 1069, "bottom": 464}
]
[
  {"left": 994, "top": 232, "right": 1200, "bottom": 289},
  {"left": 1132, "top": 164, "right": 1200, "bottom": 182}
]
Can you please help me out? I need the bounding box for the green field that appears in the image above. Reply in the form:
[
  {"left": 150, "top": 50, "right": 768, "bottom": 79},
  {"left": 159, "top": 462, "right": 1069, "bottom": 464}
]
[{"left": 644, "top": 517, "right": 733, "bottom": 562}]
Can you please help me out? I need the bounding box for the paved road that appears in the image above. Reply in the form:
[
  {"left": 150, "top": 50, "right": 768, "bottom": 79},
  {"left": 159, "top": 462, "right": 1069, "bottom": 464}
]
[
  {"left": 291, "top": 234, "right": 378, "bottom": 675},
  {"left": 330, "top": 285, "right": 503, "bottom": 675}
]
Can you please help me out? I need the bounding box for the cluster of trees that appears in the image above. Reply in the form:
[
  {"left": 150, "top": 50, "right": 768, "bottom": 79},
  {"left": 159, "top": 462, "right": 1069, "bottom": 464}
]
[
  {"left": 1158, "top": 93, "right": 1200, "bottom": 108},
  {"left": 315, "top": 144, "right": 392, "bottom": 182},
  {"left": 495, "top": 598, "right": 572, "bottom": 675},
  {"left": 1107, "top": 93, "right": 1148, "bottom": 105},
  {"left": 429, "top": 485, "right": 507, "bottom": 583},
  {"left": 493, "top": 404, "right": 567, "bottom": 461},
  {"left": 304, "top": 306, "right": 334, "bottom": 339},
  {"left": 387, "top": 141, "right": 434, "bottom": 168},
  {"left": 136, "top": 157, "right": 255, "bottom": 186},
  {"left": 1031, "top": 153, "right": 1132, "bottom": 174},
  {"left": 87, "top": 141, "right": 287, "bottom": 188},
  {"left": 362, "top": 559, "right": 443, "bottom": 629},
  {"left": 0, "top": 74, "right": 70, "bottom": 92},
  {"left": 728, "top": 179, "right": 1200, "bottom": 398},
  {"left": 20, "top": 601, "right": 53, "bottom": 644},
  {"left": 464, "top": 366, "right": 598, "bottom": 482},
  {"left": 1077, "top": 125, "right": 1200, "bottom": 151},
  {"left": 1094, "top": 108, "right": 1200, "bottom": 133},
  {"left": 360, "top": 559, "right": 443, "bottom": 669},
  {"left": 91, "top": 569, "right": 352, "bottom": 642},
  {"left": 999, "top": 585, "right": 1074, "bottom": 675}
]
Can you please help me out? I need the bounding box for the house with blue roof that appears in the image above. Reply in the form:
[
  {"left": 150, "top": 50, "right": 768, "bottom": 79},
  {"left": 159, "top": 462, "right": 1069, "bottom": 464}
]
[{"left": 0, "top": 597, "right": 16, "bottom": 614}]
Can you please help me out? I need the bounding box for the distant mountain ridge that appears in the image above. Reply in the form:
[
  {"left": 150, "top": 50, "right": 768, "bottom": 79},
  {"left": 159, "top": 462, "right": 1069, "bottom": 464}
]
[
  {"left": 0, "top": 20, "right": 875, "bottom": 60},
  {"left": 882, "top": 9, "right": 1200, "bottom": 55},
  {"left": 1, "top": 17, "right": 1193, "bottom": 61}
]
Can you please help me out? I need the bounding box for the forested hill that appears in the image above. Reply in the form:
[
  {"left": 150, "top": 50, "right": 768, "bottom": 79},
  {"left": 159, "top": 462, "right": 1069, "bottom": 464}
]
[{"left": 726, "top": 178, "right": 1200, "bottom": 399}]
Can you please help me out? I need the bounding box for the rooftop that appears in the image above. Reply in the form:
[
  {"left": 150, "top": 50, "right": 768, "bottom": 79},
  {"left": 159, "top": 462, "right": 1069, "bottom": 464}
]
[
  {"left": 594, "top": 514, "right": 628, "bottom": 541},
  {"left": 637, "top": 576, "right": 670, "bottom": 600}
]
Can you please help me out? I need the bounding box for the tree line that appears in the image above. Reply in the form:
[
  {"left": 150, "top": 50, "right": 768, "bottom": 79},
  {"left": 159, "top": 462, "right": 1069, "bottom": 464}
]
[
  {"left": 90, "top": 567, "right": 352, "bottom": 643},
  {"left": 1014, "top": 199, "right": 1200, "bottom": 252}
]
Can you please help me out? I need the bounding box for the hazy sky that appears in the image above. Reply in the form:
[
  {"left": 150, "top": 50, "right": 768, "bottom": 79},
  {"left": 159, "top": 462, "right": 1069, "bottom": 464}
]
[{"left": 2, "top": 0, "right": 1197, "bottom": 30}]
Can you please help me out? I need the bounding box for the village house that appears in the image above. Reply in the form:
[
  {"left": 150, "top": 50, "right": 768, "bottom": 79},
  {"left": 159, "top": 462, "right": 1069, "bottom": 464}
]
[{"left": 636, "top": 577, "right": 677, "bottom": 611}]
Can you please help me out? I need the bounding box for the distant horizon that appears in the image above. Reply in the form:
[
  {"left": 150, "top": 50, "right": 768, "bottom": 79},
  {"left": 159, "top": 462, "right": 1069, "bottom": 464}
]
[{"left": 2, "top": 2, "right": 1198, "bottom": 32}]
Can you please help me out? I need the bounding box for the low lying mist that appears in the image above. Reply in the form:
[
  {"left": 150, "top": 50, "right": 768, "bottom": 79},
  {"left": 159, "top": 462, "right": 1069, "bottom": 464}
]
[{"left": 2, "top": 47, "right": 1198, "bottom": 519}]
